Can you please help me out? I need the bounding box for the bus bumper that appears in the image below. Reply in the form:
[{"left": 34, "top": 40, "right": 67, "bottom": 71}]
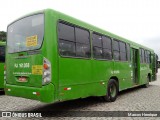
[{"left": 5, "top": 83, "right": 55, "bottom": 103}]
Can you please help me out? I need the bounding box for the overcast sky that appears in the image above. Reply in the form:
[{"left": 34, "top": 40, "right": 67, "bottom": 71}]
[{"left": 0, "top": 0, "right": 160, "bottom": 58}]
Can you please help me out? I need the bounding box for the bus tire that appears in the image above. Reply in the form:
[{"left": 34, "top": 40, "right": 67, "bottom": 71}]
[
  {"left": 103, "top": 79, "right": 118, "bottom": 102},
  {"left": 144, "top": 76, "right": 149, "bottom": 88}
]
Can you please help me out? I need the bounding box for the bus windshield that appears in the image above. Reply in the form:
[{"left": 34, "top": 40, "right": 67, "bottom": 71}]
[{"left": 7, "top": 14, "right": 44, "bottom": 53}]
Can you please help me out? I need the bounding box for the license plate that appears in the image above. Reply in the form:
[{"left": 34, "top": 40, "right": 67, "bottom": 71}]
[{"left": 18, "top": 77, "right": 27, "bottom": 82}]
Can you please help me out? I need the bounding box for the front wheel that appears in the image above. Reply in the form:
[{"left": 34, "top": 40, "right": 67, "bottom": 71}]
[{"left": 102, "top": 79, "right": 118, "bottom": 102}]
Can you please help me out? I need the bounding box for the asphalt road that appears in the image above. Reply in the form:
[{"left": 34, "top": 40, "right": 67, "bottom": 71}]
[{"left": 0, "top": 70, "right": 160, "bottom": 120}]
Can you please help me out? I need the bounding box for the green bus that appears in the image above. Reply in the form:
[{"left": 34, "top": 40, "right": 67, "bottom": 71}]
[
  {"left": 0, "top": 41, "right": 5, "bottom": 91},
  {"left": 5, "top": 9, "right": 158, "bottom": 103}
]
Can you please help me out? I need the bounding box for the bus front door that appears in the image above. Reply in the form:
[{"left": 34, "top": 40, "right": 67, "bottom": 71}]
[{"left": 132, "top": 48, "right": 138, "bottom": 85}]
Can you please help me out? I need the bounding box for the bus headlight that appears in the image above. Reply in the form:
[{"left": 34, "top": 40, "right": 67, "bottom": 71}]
[{"left": 42, "top": 58, "right": 51, "bottom": 85}]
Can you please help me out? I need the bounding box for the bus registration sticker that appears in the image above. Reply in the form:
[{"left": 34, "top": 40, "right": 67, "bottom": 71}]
[
  {"left": 26, "top": 35, "right": 38, "bottom": 47},
  {"left": 32, "top": 65, "right": 43, "bottom": 75}
]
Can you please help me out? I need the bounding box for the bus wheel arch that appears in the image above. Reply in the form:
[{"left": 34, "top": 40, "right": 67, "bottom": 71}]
[
  {"left": 110, "top": 76, "right": 119, "bottom": 91},
  {"left": 103, "top": 77, "right": 119, "bottom": 102}
]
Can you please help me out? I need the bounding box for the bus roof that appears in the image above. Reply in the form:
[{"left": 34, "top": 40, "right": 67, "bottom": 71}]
[{"left": 7, "top": 8, "right": 154, "bottom": 53}]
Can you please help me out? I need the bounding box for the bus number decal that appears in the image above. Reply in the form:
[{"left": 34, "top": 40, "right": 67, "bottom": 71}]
[
  {"left": 32, "top": 65, "right": 43, "bottom": 75},
  {"left": 26, "top": 35, "right": 38, "bottom": 47},
  {"left": 14, "top": 63, "right": 30, "bottom": 68}
]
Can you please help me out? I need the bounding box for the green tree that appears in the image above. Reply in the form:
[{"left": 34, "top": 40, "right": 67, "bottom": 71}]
[{"left": 0, "top": 31, "right": 6, "bottom": 41}]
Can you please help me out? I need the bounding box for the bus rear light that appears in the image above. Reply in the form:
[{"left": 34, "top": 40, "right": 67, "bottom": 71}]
[
  {"left": 44, "top": 71, "right": 50, "bottom": 76},
  {"left": 36, "top": 92, "right": 40, "bottom": 96},
  {"left": 64, "top": 87, "right": 71, "bottom": 90},
  {"left": 43, "top": 77, "right": 50, "bottom": 83},
  {"left": 42, "top": 58, "right": 51, "bottom": 85},
  {"left": 4, "top": 65, "right": 6, "bottom": 70},
  {"left": 43, "top": 63, "right": 49, "bottom": 69}
]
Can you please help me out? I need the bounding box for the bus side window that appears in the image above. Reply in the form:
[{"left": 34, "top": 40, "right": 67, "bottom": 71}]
[
  {"left": 102, "top": 36, "right": 112, "bottom": 60},
  {"left": 113, "top": 40, "right": 120, "bottom": 61},
  {"left": 126, "top": 43, "right": 130, "bottom": 61},
  {"left": 58, "top": 23, "right": 74, "bottom": 41},
  {"left": 92, "top": 33, "right": 112, "bottom": 60},
  {"left": 140, "top": 48, "right": 145, "bottom": 63},
  {"left": 75, "top": 27, "right": 90, "bottom": 58},
  {"left": 119, "top": 42, "right": 127, "bottom": 61},
  {"left": 92, "top": 33, "right": 103, "bottom": 59},
  {"left": 58, "top": 22, "right": 91, "bottom": 58},
  {"left": 148, "top": 51, "right": 151, "bottom": 63},
  {"left": 58, "top": 22, "right": 76, "bottom": 57},
  {"left": 140, "top": 49, "right": 142, "bottom": 63},
  {"left": 59, "top": 40, "right": 76, "bottom": 56},
  {"left": 144, "top": 50, "right": 147, "bottom": 63}
]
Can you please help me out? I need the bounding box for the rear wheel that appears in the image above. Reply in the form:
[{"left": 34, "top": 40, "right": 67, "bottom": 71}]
[
  {"left": 103, "top": 79, "right": 118, "bottom": 102},
  {"left": 144, "top": 76, "right": 150, "bottom": 88}
]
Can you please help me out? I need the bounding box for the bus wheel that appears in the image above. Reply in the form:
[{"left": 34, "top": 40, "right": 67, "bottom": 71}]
[
  {"left": 103, "top": 79, "right": 118, "bottom": 102},
  {"left": 144, "top": 76, "right": 149, "bottom": 88}
]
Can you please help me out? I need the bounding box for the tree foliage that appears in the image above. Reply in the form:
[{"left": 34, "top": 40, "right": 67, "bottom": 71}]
[{"left": 0, "top": 31, "right": 6, "bottom": 41}]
